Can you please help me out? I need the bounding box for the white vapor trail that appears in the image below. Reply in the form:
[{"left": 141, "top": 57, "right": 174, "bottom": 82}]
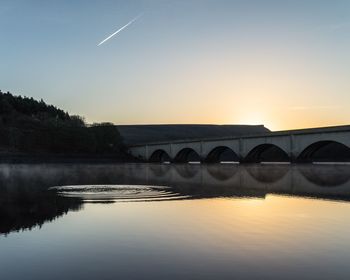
[{"left": 98, "top": 14, "right": 142, "bottom": 46}]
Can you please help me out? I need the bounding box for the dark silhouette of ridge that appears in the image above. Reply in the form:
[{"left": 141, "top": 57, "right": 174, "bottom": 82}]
[{"left": 117, "top": 124, "right": 270, "bottom": 146}]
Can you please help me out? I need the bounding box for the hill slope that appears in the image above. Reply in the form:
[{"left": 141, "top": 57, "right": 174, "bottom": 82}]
[{"left": 117, "top": 124, "right": 270, "bottom": 146}]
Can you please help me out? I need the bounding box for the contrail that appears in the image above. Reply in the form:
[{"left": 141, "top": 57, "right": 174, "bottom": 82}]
[{"left": 98, "top": 14, "right": 142, "bottom": 46}]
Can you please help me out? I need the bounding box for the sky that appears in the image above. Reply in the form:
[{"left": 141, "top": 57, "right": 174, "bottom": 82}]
[{"left": 0, "top": 0, "right": 349, "bottom": 130}]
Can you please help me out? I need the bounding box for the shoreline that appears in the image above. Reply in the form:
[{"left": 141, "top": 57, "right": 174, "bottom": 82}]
[{"left": 0, "top": 152, "right": 140, "bottom": 164}]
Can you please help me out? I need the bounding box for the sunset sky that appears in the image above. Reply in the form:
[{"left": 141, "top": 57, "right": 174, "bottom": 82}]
[{"left": 1, "top": 0, "right": 349, "bottom": 130}]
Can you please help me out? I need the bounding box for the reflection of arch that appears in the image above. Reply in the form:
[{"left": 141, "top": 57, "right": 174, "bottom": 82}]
[
  {"left": 175, "top": 164, "right": 200, "bottom": 179},
  {"left": 298, "top": 141, "right": 350, "bottom": 163},
  {"left": 298, "top": 165, "right": 350, "bottom": 187},
  {"left": 206, "top": 164, "right": 238, "bottom": 181},
  {"left": 244, "top": 144, "right": 290, "bottom": 163},
  {"left": 174, "top": 148, "right": 201, "bottom": 163},
  {"left": 149, "top": 164, "right": 171, "bottom": 177},
  {"left": 149, "top": 149, "right": 171, "bottom": 163},
  {"left": 245, "top": 164, "right": 289, "bottom": 183},
  {"left": 205, "top": 146, "right": 239, "bottom": 163}
]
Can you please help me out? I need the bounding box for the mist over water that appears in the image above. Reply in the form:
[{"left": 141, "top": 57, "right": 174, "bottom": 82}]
[{"left": 1, "top": 163, "right": 350, "bottom": 279}]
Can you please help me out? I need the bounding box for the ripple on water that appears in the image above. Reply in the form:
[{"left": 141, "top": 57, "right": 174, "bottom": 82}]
[{"left": 49, "top": 185, "right": 189, "bottom": 202}]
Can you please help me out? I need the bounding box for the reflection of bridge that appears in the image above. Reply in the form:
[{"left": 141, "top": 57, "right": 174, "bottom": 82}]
[
  {"left": 2, "top": 163, "right": 350, "bottom": 236},
  {"left": 128, "top": 125, "right": 350, "bottom": 163},
  {"left": 129, "top": 164, "right": 350, "bottom": 201}
]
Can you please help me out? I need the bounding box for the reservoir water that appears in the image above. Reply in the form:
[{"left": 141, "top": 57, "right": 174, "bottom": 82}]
[{"left": 1, "top": 163, "right": 350, "bottom": 279}]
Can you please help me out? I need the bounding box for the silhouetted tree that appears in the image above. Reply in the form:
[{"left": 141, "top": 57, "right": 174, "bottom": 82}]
[{"left": 0, "top": 91, "right": 126, "bottom": 156}]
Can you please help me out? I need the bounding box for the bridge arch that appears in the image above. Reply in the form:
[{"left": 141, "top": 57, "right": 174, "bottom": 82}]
[
  {"left": 205, "top": 146, "right": 239, "bottom": 163},
  {"left": 297, "top": 140, "right": 350, "bottom": 163},
  {"left": 244, "top": 144, "right": 290, "bottom": 163},
  {"left": 149, "top": 149, "right": 171, "bottom": 163},
  {"left": 174, "top": 148, "right": 201, "bottom": 163}
]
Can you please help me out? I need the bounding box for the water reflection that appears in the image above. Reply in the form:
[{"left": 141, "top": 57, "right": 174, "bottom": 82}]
[
  {"left": 174, "top": 164, "right": 200, "bottom": 178},
  {"left": 206, "top": 164, "right": 238, "bottom": 180},
  {"left": 299, "top": 164, "right": 350, "bottom": 187},
  {"left": 0, "top": 189, "right": 81, "bottom": 236},
  {"left": 245, "top": 164, "right": 289, "bottom": 183},
  {"left": 149, "top": 164, "right": 171, "bottom": 177},
  {"left": 1, "top": 163, "right": 350, "bottom": 235}
]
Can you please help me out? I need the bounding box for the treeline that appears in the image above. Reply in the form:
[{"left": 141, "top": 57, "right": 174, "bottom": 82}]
[{"left": 0, "top": 90, "right": 125, "bottom": 155}]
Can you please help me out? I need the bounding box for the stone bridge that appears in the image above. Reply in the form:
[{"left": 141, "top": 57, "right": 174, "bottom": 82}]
[{"left": 127, "top": 125, "right": 350, "bottom": 163}]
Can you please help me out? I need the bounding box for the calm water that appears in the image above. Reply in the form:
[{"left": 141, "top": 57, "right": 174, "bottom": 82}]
[{"left": 1, "top": 163, "right": 350, "bottom": 279}]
